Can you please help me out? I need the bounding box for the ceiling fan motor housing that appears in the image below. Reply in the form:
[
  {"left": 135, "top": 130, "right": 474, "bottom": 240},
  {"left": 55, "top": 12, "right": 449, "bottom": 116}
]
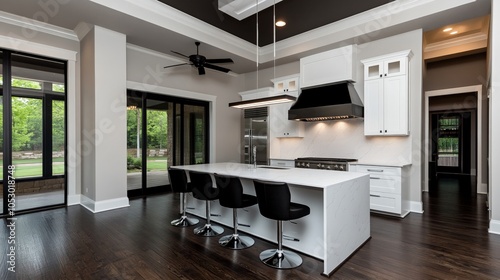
[{"left": 189, "top": 55, "right": 206, "bottom": 67}]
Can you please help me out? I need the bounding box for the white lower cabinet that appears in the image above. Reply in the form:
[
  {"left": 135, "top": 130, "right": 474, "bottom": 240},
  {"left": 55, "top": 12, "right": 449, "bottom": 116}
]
[
  {"left": 351, "top": 164, "right": 410, "bottom": 217},
  {"left": 269, "top": 159, "right": 295, "bottom": 168}
]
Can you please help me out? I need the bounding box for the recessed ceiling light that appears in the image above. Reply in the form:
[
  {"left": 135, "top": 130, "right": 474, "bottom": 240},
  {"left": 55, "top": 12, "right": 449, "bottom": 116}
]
[
  {"left": 443, "top": 27, "right": 453, "bottom": 32},
  {"left": 276, "top": 20, "right": 286, "bottom": 27},
  {"left": 450, "top": 31, "right": 458, "bottom": 35}
]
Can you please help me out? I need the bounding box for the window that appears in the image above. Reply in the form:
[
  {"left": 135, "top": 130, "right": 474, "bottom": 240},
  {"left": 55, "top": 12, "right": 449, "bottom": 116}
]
[{"left": 1, "top": 50, "right": 67, "bottom": 214}]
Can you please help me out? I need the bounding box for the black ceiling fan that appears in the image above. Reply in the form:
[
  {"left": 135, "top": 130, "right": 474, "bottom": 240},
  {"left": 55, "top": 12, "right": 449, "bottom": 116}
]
[{"left": 165, "top": 42, "right": 233, "bottom": 75}]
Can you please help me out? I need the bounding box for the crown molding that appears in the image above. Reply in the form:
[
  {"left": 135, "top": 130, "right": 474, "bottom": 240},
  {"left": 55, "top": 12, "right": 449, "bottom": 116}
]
[
  {"left": 0, "top": 10, "right": 78, "bottom": 41},
  {"left": 259, "top": 0, "right": 476, "bottom": 62},
  {"left": 127, "top": 43, "right": 184, "bottom": 63},
  {"left": 90, "top": 0, "right": 257, "bottom": 62},
  {"left": 425, "top": 32, "right": 488, "bottom": 52}
]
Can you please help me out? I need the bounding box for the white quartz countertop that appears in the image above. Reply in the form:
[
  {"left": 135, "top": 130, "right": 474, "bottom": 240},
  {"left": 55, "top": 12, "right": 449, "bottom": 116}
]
[
  {"left": 353, "top": 161, "right": 412, "bottom": 168},
  {"left": 171, "top": 162, "right": 368, "bottom": 189}
]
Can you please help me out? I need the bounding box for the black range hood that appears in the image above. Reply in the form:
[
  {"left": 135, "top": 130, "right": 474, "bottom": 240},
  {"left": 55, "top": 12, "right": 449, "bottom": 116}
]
[{"left": 288, "top": 82, "right": 364, "bottom": 121}]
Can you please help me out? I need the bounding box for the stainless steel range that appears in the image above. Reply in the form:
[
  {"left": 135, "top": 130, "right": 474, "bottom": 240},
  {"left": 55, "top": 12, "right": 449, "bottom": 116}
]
[{"left": 295, "top": 157, "right": 357, "bottom": 171}]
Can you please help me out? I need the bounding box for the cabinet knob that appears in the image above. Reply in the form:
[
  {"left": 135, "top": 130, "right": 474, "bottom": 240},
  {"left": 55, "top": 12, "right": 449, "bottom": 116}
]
[
  {"left": 385, "top": 130, "right": 387, "bottom": 133},
  {"left": 380, "top": 130, "right": 382, "bottom": 133},
  {"left": 384, "top": 73, "right": 387, "bottom": 76},
  {"left": 379, "top": 74, "right": 382, "bottom": 78}
]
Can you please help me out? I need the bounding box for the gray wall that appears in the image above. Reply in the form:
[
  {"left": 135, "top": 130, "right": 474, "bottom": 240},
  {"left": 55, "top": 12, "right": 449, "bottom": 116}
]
[
  {"left": 424, "top": 53, "right": 487, "bottom": 91},
  {"left": 80, "top": 28, "right": 96, "bottom": 200}
]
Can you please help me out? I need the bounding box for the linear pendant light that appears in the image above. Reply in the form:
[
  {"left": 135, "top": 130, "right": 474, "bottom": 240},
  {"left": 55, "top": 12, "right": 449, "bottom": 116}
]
[
  {"left": 229, "top": 0, "right": 296, "bottom": 109},
  {"left": 228, "top": 94, "right": 296, "bottom": 109}
]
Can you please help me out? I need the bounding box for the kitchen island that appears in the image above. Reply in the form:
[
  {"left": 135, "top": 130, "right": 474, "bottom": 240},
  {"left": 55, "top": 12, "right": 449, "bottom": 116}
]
[{"left": 171, "top": 162, "right": 370, "bottom": 276}]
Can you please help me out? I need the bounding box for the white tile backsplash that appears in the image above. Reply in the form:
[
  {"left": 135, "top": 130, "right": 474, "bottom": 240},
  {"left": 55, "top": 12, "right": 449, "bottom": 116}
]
[{"left": 272, "top": 120, "right": 412, "bottom": 165}]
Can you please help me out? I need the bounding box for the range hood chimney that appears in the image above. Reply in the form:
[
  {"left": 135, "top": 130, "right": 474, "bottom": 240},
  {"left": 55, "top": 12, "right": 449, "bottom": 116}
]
[{"left": 288, "top": 82, "right": 363, "bottom": 121}]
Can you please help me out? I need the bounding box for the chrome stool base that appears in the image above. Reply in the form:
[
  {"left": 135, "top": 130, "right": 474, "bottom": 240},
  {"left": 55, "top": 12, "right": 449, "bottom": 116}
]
[
  {"left": 194, "top": 224, "right": 223, "bottom": 236},
  {"left": 171, "top": 216, "right": 199, "bottom": 227},
  {"left": 259, "top": 249, "right": 303, "bottom": 269},
  {"left": 219, "top": 234, "right": 255, "bottom": 249}
]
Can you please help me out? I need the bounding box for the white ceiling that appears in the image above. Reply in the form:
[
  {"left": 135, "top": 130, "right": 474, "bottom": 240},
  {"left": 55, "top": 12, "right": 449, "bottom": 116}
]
[{"left": 0, "top": 0, "right": 491, "bottom": 74}]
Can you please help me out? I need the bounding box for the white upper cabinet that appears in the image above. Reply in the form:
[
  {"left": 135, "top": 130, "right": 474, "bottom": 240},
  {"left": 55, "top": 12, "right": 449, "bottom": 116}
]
[
  {"left": 300, "top": 45, "right": 357, "bottom": 89},
  {"left": 361, "top": 50, "right": 412, "bottom": 136},
  {"left": 269, "top": 74, "right": 304, "bottom": 138},
  {"left": 273, "top": 75, "right": 299, "bottom": 93},
  {"left": 363, "top": 56, "right": 407, "bottom": 80}
]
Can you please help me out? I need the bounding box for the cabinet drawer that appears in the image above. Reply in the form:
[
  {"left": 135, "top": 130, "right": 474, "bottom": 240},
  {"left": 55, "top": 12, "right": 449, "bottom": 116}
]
[
  {"left": 370, "top": 192, "right": 401, "bottom": 214},
  {"left": 355, "top": 165, "right": 401, "bottom": 176},
  {"left": 269, "top": 159, "right": 295, "bottom": 168},
  {"left": 369, "top": 176, "right": 400, "bottom": 194}
]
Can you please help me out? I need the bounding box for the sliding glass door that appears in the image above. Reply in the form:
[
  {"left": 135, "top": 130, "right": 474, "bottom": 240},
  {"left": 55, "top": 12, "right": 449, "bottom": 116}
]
[
  {"left": 126, "top": 91, "right": 209, "bottom": 196},
  {"left": 146, "top": 98, "right": 172, "bottom": 189},
  {"left": 1, "top": 50, "right": 67, "bottom": 215}
]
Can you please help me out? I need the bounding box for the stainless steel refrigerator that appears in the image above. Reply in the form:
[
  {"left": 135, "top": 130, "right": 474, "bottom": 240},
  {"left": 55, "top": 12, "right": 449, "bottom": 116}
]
[{"left": 242, "top": 107, "right": 269, "bottom": 165}]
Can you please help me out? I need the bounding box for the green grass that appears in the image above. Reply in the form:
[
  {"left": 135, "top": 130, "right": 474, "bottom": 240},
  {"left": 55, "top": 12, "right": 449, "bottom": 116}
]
[
  {"left": 127, "top": 158, "right": 169, "bottom": 173},
  {"left": 0, "top": 157, "right": 65, "bottom": 179},
  {"left": 1, "top": 157, "right": 166, "bottom": 178}
]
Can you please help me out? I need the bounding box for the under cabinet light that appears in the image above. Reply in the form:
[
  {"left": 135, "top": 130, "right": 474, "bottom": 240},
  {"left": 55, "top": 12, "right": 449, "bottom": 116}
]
[{"left": 229, "top": 95, "right": 296, "bottom": 109}]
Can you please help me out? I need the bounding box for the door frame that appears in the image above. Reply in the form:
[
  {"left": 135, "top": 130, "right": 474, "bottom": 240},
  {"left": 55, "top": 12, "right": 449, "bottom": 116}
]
[{"left": 424, "top": 85, "right": 484, "bottom": 193}]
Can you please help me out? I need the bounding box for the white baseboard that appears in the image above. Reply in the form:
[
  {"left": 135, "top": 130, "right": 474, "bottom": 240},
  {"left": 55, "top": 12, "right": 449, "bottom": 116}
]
[
  {"left": 409, "top": 200, "right": 424, "bottom": 214},
  {"left": 489, "top": 220, "right": 500, "bottom": 235},
  {"left": 80, "top": 196, "right": 130, "bottom": 213},
  {"left": 478, "top": 183, "right": 488, "bottom": 194},
  {"left": 67, "top": 194, "right": 82, "bottom": 206}
]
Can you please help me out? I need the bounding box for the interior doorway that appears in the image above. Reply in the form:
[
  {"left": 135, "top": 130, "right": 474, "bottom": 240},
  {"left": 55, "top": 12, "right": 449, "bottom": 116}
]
[
  {"left": 424, "top": 86, "right": 484, "bottom": 195},
  {"left": 429, "top": 110, "right": 476, "bottom": 194}
]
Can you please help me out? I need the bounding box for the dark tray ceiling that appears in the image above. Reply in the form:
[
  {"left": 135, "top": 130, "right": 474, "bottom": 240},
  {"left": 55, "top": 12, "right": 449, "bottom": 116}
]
[{"left": 157, "top": 0, "right": 394, "bottom": 46}]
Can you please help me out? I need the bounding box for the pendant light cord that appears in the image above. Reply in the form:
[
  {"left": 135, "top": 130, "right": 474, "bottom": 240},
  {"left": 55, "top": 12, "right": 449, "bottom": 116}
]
[
  {"left": 273, "top": 0, "right": 276, "bottom": 83},
  {"left": 256, "top": 0, "right": 259, "bottom": 90}
]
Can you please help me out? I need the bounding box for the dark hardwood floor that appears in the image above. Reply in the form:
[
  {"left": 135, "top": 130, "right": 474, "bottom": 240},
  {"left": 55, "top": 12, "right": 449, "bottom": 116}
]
[{"left": 1, "top": 175, "right": 499, "bottom": 279}]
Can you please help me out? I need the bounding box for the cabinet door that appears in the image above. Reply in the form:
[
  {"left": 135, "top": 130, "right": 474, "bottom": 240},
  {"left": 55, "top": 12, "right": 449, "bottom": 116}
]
[
  {"left": 364, "top": 79, "right": 384, "bottom": 136},
  {"left": 276, "top": 77, "right": 298, "bottom": 93},
  {"left": 383, "top": 75, "right": 408, "bottom": 135},
  {"left": 364, "top": 61, "right": 383, "bottom": 80},
  {"left": 269, "top": 103, "right": 304, "bottom": 138},
  {"left": 383, "top": 57, "right": 406, "bottom": 77}
]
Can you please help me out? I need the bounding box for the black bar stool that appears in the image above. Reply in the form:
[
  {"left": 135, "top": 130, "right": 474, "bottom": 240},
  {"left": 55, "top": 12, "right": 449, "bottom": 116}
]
[
  {"left": 189, "top": 171, "right": 224, "bottom": 237},
  {"left": 168, "top": 168, "right": 199, "bottom": 227},
  {"left": 214, "top": 174, "right": 258, "bottom": 249},
  {"left": 253, "top": 180, "right": 310, "bottom": 269}
]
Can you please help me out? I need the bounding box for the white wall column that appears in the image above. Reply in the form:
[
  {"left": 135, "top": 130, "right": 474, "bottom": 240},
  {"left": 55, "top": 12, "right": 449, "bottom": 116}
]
[
  {"left": 489, "top": 0, "right": 500, "bottom": 234},
  {"left": 80, "top": 26, "right": 129, "bottom": 212}
]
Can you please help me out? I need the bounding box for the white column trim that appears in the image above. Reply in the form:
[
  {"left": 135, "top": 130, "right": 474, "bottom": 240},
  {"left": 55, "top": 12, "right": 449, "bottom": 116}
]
[{"left": 80, "top": 195, "right": 130, "bottom": 213}]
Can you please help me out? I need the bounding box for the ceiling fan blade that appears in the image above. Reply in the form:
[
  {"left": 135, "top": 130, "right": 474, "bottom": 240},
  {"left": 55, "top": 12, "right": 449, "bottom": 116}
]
[
  {"left": 204, "top": 63, "right": 231, "bottom": 73},
  {"left": 171, "top": 50, "right": 189, "bottom": 58},
  {"left": 164, "top": 63, "right": 189, "bottom": 69},
  {"left": 205, "top": 58, "right": 234, "bottom": 64},
  {"left": 198, "top": 66, "right": 206, "bottom": 75}
]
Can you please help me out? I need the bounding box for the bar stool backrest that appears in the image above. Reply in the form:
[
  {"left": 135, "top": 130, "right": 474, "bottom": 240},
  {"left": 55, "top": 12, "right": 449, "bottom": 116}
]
[
  {"left": 214, "top": 174, "right": 244, "bottom": 208},
  {"left": 168, "top": 168, "right": 191, "bottom": 193},
  {"left": 253, "top": 180, "right": 291, "bottom": 221},
  {"left": 190, "top": 171, "right": 219, "bottom": 200}
]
